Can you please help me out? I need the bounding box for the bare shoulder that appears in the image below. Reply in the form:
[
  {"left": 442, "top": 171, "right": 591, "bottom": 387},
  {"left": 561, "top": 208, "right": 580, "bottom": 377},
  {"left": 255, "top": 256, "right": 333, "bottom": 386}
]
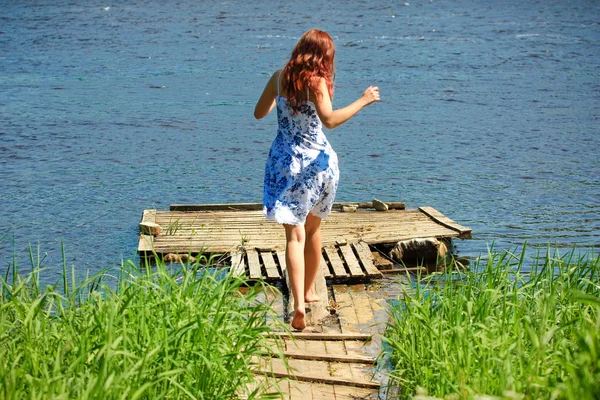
[{"left": 310, "top": 77, "right": 331, "bottom": 102}]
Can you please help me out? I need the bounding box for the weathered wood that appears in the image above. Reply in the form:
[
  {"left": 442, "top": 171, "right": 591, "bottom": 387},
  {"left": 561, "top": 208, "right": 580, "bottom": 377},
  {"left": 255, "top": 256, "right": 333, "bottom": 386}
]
[
  {"left": 276, "top": 250, "right": 287, "bottom": 273},
  {"left": 354, "top": 242, "right": 383, "bottom": 278},
  {"left": 380, "top": 267, "right": 426, "bottom": 274},
  {"left": 320, "top": 253, "right": 333, "bottom": 279},
  {"left": 139, "top": 222, "right": 161, "bottom": 236},
  {"left": 254, "top": 370, "right": 381, "bottom": 390},
  {"left": 333, "top": 384, "right": 379, "bottom": 399},
  {"left": 265, "top": 285, "right": 285, "bottom": 329},
  {"left": 170, "top": 203, "right": 263, "bottom": 211},
  {"left": 138, "top": 234, "right": 154, "bottom": 253},
  {"left": 338, "top": 245, "right": 363, "bottom": 277},
  {"left": 261, "top": 251, "right": 280, "bottom": 279},
  {"left": 419, "top": 206, "right": 472, "bottom": 238},
  {"left": 324, "top": 247, "right": 349, "bottom": 278},
  {"left": 229, "top": 251, "right": 245, "bottom": 277},
  {"left": 305, "top": 258, "right": 329, "bottom": 326},
  {"left": 333, "top": 285, "right": 359, "bottom": 333},
  {"left": 141, "top": 205, "right": 472, "bottom": 276},
  {"left": 279, "top": 352, "right": 375, "bottom": 364},
  {"left": 264, "top": 332, "right": 371, "bottom": 341},
  {"left": 246, "top": 250, "right": 262, "bottom": 280},
  {"left": 141, "top": 209, "right": 157, "bottom": 224}
]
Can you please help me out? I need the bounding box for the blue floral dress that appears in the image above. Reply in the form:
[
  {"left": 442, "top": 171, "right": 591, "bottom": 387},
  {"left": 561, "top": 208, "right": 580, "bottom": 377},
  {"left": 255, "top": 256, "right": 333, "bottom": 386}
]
[{"left": 263, "top": 75, "right": 339, "bottom": 226}]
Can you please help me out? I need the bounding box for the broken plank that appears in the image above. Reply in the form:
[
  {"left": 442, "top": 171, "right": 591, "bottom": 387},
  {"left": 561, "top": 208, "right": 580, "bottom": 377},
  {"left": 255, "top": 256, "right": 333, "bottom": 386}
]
[{"left": 418, "top": 206, "right": 472, "bottom": 238}]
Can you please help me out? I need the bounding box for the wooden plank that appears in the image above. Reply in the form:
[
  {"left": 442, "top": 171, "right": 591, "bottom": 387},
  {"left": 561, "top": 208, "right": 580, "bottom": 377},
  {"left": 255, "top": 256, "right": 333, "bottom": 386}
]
[
  {"left": 265, "top": 332, "right": 371, "bottom": 341},
  {"left": 333, "top": 285, "right": 359, "bottom": 333},
  {"left": 265, "top": 285, "right": 285, "bottom": 329},
  {"left": 324, "top": 340, "right": 346, "bottom": 356},
  {"left": 418, "top": 206, "right": 472, "bottom": 238},
  {"left": 320, "top": 254, "right": 333, "bottom": 279},
  {"left": 289, "top": 381, "right": 312, "bottom": 399},
  {"left": 333, "top": 384, "right": 379, "bottom": 399},
  {"left": 306, "top": 258, "right": 329, "bottom": 326},
  {"left": 276, "top": 250, "right": 287, "bottom": 273},
  {"left": 170, "top": 203, "right": 263, "bottom": 211},
  {"left": 324, "top": 247, "right": 348, "bottom": 278},
  {"left": 246, "top": 249, "right": 262, "bottom": 280},
  {"left": 310, "top": 382, "right": 336, "bottom": 399},
  {"left": 280, "top": 352, "right": 375, "bottom": 364},
  {"left": 229, "top": 251, "right": 245, "bottom": 277},
  {"left": 141, "top": 209, "right": 157, "bottom": 224},
  {"left": 254, "top": 370, "right": 380, "bottom": 390},
  {"left": 261, "top": 251, "right": 281, "bottom": 279},
  {"left": 171, "top": 201, "right": 405, "bottom": 212},
  {"left": 338, "top": 245, "right": 364, "bottom": 277},
  {"left": 138, "top": 234, "right": 154, "bottom": 253},
  {"left": 353, "top": 242, "right": 383, "bottom": 278}
]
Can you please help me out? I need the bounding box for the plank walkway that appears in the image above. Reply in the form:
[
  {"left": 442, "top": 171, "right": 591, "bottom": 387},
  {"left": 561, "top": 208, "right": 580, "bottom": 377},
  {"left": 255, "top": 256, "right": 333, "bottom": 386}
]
[
  {"left": 138, "top": 201, "right": 471, "bottom": 283},
  {"left": 247, "top": 259, "right": 393, "bottom": 399}
]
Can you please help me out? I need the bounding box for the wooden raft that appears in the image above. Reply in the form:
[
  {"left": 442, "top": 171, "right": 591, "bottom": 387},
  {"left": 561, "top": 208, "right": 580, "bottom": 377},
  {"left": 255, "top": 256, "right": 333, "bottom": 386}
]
[{"left": 138, "top": 201, "right": 471, "bottom": 282}]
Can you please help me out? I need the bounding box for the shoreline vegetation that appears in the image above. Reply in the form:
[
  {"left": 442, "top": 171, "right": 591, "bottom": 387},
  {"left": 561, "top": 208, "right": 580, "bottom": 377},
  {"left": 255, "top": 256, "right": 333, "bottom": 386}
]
[
  {"left": 1, "top": 244, "right": 598, "bottom": 399},
  {"left": 0, "top": 249, "right": 285, "bottom": 399},
  {"left": 385, "top": 246, "right": 599, "bottom": 399}
]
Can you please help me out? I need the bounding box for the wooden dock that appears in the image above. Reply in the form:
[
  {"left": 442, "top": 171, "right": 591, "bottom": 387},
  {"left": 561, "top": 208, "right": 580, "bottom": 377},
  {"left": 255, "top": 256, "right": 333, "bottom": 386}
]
[
  {"left": 137, "top": 201, "right": 471, "bottom": 398},
  {"left": 138, "top": 201, "right": 471, "bottom": 283}
]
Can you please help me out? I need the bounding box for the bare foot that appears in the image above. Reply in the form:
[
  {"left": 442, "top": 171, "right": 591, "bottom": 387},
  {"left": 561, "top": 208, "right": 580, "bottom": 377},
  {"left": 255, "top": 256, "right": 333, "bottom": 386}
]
[
  {"left": 291, "top": 308, "right": 306, "bottom": 331},
  {"left": 305, "top": 293, "right": 320, "bottom": 303}
]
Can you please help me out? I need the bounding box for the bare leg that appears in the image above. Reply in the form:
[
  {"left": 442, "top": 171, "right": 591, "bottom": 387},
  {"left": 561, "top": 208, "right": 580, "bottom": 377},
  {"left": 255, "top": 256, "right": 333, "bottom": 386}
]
[
  {"left": 284, "top": 224, "right": 306, "bottom": 331},
  {"left": 304, "top": 213, "right": 322, "bottom": 303}
]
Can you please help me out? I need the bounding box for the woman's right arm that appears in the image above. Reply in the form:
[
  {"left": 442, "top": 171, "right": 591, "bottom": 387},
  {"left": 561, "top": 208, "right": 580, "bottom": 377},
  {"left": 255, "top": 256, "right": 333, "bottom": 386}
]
[
  {"left": 312, "top": 78, "right": 380, "bottom": 129},
  {"left": 254, "top": 71, "right": 279, "bottom": 119}
]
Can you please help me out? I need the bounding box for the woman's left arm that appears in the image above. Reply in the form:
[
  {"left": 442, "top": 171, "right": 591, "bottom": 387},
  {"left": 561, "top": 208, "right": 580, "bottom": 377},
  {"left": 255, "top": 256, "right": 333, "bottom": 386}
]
[{"left": 254, "top": 71, "right": 278, "bottom": 119}]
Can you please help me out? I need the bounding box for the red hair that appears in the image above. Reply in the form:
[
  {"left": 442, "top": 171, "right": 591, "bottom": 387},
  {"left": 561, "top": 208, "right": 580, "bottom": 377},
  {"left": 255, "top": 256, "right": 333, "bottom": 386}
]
[{"left": 282, "top": 29, "right": 335, "bottom": 112}]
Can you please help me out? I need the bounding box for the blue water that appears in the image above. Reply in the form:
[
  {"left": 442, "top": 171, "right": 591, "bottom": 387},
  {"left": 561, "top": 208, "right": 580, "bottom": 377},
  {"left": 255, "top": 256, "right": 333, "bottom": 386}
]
[{"left": 1, "top": 0, "right": 599, "bottom": 282}]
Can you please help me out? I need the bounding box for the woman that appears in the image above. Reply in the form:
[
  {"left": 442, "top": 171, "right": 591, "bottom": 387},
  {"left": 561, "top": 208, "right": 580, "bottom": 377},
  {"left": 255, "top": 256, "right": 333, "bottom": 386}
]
[{"left": 254, "top": 29, "right": 380, "bottom": 330}]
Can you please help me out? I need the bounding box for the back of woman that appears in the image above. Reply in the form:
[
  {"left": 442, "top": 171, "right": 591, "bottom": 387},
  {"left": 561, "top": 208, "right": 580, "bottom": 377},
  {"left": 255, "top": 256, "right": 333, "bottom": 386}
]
[{"left": 254, "top": 28, "right": 380, "bottom": 330}]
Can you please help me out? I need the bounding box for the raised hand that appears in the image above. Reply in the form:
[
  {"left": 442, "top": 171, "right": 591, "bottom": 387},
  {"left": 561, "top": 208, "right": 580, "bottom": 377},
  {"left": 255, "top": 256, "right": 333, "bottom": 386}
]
[{"left": 361, "top": 86, "right": 381, "bottom": 106}]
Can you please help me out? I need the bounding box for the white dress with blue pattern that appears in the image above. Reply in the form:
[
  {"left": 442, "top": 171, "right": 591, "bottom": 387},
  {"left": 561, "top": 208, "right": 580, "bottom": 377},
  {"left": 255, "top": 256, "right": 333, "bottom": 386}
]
[{"left": 263, "top": 75, "right": 339, "bottom": 226}]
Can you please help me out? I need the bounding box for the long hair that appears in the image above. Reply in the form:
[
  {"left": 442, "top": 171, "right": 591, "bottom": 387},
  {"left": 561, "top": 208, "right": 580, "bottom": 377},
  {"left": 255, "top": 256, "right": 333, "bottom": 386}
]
[{"left": 281, "top": 29, "right": 335, "bottom": 112}]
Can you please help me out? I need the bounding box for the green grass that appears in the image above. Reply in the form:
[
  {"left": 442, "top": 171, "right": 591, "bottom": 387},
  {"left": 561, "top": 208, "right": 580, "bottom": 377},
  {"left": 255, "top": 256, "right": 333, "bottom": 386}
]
[
  {"left": 0, "top": 249, "right": 284, "bottom": 399},
  {"left": 384, "top": 246, "right": 600, "bottom": 399}
]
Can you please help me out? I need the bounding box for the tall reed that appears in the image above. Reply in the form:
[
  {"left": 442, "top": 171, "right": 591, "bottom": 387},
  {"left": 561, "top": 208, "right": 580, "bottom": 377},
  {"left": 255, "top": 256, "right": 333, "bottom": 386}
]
[
  {"left": 384, "top": 246, "right": 599, "bottom": 399},
  {"left": 0, "top": 247, "right": 284, "bottom": 399}
]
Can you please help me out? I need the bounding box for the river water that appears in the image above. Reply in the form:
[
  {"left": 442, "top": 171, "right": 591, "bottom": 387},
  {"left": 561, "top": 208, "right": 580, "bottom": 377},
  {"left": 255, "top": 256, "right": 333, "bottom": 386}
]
[{"left": 1, "top": 0, "right": 598, "bottom": 282}]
